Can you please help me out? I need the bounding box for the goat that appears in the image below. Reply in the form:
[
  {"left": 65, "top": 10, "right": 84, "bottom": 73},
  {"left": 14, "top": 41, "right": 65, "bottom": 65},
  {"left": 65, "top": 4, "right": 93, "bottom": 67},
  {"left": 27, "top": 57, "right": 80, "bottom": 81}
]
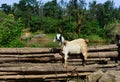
[
  {"left": 53, "top": 34, "right": 65, "bottom": 46},
  {"left": 53, "top": 34, "right": 88, "bottom": 67}
]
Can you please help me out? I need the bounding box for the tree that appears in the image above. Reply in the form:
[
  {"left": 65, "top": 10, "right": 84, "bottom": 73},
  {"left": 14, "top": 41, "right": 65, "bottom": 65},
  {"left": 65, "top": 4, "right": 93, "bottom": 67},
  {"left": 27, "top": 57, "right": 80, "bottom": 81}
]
[
  {"left": 103, "top": 0, "right": 114, "bottom": 25},
  {"left": 88, "top": 1, "right": 97, "bottom": 20},
  {"left": 12, "top": 0, "right": 39, "bottom": 28},
  {"left": 95, "top": 1, "right": 114, "bottom": 28},
  {"left": 66, "top": 0, "right": 86, "bottom": 34},
  {"left": 1, "top": 4, "right": 11, "bottom": 14},
  {"left": 113, "top": 7, "right": 120, "bottom": 21},
  {"left": 0, "top": 11, "right": 24, "bottom": 47},
  {"left": 43, "top": 0, "right": 62, "bottom": 18}
]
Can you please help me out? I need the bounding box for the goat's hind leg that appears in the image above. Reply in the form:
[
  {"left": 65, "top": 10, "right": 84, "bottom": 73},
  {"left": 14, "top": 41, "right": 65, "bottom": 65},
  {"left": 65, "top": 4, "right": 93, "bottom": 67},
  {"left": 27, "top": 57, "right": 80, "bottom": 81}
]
[
  {"left": 82, "top": 57, "right": 86, "bottom": 66},
  {"left": 82, "top": 52, "right": 87, "bottom": 66}
]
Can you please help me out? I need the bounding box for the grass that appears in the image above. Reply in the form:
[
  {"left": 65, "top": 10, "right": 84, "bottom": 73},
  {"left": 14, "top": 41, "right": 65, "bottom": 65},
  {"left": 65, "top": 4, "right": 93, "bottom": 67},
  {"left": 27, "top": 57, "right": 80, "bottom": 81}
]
[
  {"left": 16, "top": 32, "right": 110, "bottom": 48},
  {"left": 44, "top": 33, "right": 59, "bottom": 48},
  {"left": 23, "top": 33, "right": 59, "bottom": 48}
]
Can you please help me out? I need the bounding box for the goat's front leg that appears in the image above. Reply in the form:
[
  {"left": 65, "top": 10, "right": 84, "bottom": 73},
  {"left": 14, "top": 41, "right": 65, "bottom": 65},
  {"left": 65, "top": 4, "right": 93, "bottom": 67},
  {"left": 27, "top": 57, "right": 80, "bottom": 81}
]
[{"left": 64, "top": 52, "right": 68, "bottom": 68}]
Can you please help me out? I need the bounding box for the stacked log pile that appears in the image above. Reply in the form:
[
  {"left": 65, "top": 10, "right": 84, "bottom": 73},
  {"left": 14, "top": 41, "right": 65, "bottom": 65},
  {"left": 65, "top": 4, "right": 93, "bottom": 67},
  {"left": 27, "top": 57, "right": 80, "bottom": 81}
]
[{"left": 0, "top": 44, "right": 119, "bottom": 81}]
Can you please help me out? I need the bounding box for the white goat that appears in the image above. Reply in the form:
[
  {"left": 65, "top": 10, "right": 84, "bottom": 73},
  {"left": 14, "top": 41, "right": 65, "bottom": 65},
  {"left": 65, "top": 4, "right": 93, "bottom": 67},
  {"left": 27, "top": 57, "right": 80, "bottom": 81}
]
[{"left": 53, "top": 34, "right": 88, "bottom": 67}]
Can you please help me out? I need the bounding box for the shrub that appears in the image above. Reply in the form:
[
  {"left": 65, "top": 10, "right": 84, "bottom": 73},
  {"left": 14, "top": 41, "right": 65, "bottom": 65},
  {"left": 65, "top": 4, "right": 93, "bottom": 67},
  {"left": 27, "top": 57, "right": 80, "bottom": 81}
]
[
  {"left": 0, "top": 12, "right": 24, "bottom": 47},
  {"left": 8, "top": 39, "right": 25, "bottom": 47}
]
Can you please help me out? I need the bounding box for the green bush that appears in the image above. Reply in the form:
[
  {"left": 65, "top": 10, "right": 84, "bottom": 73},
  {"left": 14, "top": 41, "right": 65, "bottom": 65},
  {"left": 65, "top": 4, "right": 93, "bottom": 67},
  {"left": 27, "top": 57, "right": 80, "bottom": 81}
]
[
  {"left": 0, "top": 12, "right": 24, "bottom": 47},
  {"left": 8, "top": 39, "right": 25, "bottom": 47},
  {"left": 42, "top": 17, "right": 60, "bottom": 33}
]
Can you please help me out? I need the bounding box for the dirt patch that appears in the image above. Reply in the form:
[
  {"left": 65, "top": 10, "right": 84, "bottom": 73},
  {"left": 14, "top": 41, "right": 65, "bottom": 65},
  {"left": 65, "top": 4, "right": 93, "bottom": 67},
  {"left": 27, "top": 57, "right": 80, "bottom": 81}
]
[{"left": 25, "top": 34, "right": 52, "bottom": 47}]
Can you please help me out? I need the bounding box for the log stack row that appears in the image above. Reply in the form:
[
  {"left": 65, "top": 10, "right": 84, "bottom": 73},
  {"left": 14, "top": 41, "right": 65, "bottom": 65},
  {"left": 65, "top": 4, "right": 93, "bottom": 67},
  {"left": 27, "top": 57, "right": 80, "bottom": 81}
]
[{"left": 0, "top": 44, "right": 119, "bottom": 81}]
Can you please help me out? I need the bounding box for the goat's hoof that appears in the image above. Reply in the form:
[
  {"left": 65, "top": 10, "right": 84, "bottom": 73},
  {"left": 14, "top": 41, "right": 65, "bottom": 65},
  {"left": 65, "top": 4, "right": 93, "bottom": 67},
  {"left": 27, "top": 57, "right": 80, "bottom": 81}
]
[
  {"left": 63, "top": 64, "right": 67, "bottom": 68},
  {"left": 64, "top": 65, "right": 67, "bottom": 68},
  {"left": 83, "top": 65, "right": 86, "bottom": 67},
  {"left": 82, "top": 63, "right": 86, "bottom": 67}
]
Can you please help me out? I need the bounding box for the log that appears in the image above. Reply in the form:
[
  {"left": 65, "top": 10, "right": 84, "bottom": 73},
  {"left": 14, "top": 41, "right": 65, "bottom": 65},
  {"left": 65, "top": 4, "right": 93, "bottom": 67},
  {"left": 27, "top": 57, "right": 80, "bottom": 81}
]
[
  {"left": 0, "top": 72, "right": 92, "bottom": 80},
  {"left": 0, "top": 52, "right": 116, "bottom": 63},
  {"left": 0, "top": 57, "right": 55, "bottom": 63},
  {"left": 88, "top": 44, "right": 118, "bottom": 52},
  {"left": 0, "top": 51, "right": 118, "bottom": 59},
  {"left": 68, "top": 58, "right": 110, "bottom": 62},
  {"left": 0, "top": 63, "right": 119, "bottom": 80},
  {"left": 0, "top": 44, "right": 118, "bottom": 54},
  {"left": 0, "top": 65, "right": 94, "bottom": 73},
  {"left": 0, "top": 58, "right": 110, "bottom": 66},
  {"left": 0, "top": 54, "right": 58, "bottom": 63},
  {"left": 88, "top": 51, "right": 118, "bottom": 58},
  {"left": 0, "top": 63, "right": 118, "bottom": 73},
  {"left": 0, "top": 54, "right": 57, "bottom": 63},
  {"left": 0, "top": 51, "right": 118, "bottom": 63},
  {"left": 0, "top": 54, "right": 55, "bottom": 58},
  {"left": 66, "top": 51, "right": 118, "bottom": 58},
  {"left": 0, "top": 72, "right": 18, "bottom": 75},
  {"left": 0, "top": 48, "right": 52, "bottom": 54},
  {"left": 0, "top": 63, "right": 52, "bottom": 67}
]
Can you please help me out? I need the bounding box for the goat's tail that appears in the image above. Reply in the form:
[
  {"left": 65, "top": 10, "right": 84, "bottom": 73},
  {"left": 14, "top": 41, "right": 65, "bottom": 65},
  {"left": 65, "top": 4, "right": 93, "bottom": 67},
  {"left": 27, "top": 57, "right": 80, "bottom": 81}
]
[{"left": 84, "top": 39, "right": 89, "bottom": 44}]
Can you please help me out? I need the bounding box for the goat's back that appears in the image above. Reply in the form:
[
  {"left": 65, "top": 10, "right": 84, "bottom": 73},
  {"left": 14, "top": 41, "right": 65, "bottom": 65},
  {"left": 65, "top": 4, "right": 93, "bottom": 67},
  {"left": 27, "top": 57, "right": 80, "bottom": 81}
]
[{"left": 66, "top": 38, "right": 87, "bottom": 45}]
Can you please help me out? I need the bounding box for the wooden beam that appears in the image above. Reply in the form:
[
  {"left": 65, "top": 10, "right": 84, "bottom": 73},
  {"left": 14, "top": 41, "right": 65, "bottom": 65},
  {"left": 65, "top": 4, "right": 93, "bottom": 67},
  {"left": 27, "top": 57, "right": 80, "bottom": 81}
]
[
  {"left": 0, "top": 48, "right": 52, "bottom": 54},
  {"left": 68, "top": 58, "right": 110, "bottom": 62},
  {"left": 0, "top": 63, "right": 118, "bottom": 73},
  {"left": 0, "top": 72, "right": 92, "bottom": 80},
  {"left": 88, "top": 44, "right": 118, "bottom": 52},
  {"left": 0, "top": 52, "right": 117, "bottom": 63},
  {"left": 0, "top": 51, "right": 118, "bottom": 63},
  {"left": 0, "top": 72, "right": 18, "bottom": 75},
  {"left": 0, "top": 54, "right": 54, "bottom": 58},
  {"left": 0, "top": 44, "right": 118, "bottom": 54},
  {"left": 88, "top": 51, "right": 118, "bottom": 58}
]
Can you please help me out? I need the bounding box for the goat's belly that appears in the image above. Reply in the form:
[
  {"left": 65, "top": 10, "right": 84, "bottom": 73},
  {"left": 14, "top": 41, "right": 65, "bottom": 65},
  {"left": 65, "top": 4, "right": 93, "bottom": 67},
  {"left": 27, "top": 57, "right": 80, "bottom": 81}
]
[
  {"left": 69, "top": 50, "right": 81, "bottom": 54},
  {"left": 68, "top": 46, "right": 81, "bottom": 54}
]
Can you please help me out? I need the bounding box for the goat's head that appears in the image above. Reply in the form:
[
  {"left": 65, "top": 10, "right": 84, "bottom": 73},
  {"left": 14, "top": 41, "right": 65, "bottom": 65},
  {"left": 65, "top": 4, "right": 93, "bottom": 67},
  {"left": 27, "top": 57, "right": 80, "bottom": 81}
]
[{"left": 53, "top": 34, "right": 65, "bottom": 45}]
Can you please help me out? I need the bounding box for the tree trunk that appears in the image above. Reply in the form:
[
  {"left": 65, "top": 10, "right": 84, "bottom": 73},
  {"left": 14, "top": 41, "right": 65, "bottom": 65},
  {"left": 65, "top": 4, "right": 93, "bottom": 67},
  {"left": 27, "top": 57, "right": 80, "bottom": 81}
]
[{"left": 74, "top": 0, "right": 82, "bottom": 34}]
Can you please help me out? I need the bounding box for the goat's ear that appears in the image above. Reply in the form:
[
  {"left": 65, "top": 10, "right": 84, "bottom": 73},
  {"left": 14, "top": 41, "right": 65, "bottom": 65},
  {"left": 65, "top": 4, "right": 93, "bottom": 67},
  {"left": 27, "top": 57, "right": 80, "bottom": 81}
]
[{"left": 85, "top": 39, "right": 89, "bottom": 44}]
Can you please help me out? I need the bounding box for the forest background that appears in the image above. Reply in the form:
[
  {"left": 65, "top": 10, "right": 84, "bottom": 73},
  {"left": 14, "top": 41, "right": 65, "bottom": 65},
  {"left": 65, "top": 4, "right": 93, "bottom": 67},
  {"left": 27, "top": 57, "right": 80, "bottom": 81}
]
[{"left": 0, "top": 0, "right": 120, "bottom": 47}]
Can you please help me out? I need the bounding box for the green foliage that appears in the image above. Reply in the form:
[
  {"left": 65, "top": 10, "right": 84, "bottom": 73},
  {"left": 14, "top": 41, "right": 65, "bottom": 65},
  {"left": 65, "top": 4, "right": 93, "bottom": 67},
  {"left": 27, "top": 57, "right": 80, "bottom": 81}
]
[
  {"left": 13, "top": 0, "right": 39, "bottom": 28},
  {"left": 59, "top": 16, "right": 76, "bottom": 33},
  {"left": 1, "top": 0, "right": 120, "bottom": 47},
  {"left": 44, "top": 42, "right": 58, "bottom": 48},
  {"left": 0, "top": 11, "right": 24, "bottom": 47},
  {"left": 87, "top": 35, "right": 103, "bottom": 41},
  {"left": 43, "top": 0, "right": 62, "bottom": 18},
  {"left": 1, "top": 4, "right": 11, "bottom": 14},
  {"left": 81, "top": 19, "right": 99, "bottom": 35},
  {"left": 41, "top": 17, "right": 60, "bottom": 33},
  {"left": 8, "top": 39, "right": 25, "bottom": 47},
  {"left": 30, "top": 16, "right": 42, "bottom": 32},
  {"left": 63, "top": 33, "right": 78, "bottom": 40}
]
